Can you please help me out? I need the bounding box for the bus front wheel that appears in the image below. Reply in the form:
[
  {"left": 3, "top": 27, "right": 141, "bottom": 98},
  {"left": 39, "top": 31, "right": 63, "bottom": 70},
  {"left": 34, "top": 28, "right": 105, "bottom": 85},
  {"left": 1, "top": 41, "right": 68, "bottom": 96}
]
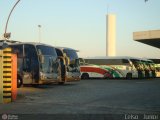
[{"left": 81, "top": 73, "right": 89, "bottom": 79}]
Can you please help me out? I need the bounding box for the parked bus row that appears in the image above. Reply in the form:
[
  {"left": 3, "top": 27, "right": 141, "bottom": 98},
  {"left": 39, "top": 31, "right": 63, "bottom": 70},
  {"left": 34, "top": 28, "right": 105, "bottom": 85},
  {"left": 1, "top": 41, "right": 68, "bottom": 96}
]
[
  {"left": 0, "top": 40, "right": 81, "bottom": 87},
  {"left": 1, "top": 40, "right": 158, "bottom": 87},
  {"left": 80, "top": 57, "right": 157, "bottom": 79}
]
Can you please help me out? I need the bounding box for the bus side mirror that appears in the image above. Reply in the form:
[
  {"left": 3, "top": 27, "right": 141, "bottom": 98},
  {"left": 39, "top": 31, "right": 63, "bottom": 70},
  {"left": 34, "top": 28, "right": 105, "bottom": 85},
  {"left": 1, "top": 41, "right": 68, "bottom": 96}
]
[
  {"left": 58, "top": 57, "right": 65, "bottom": 66},
  {"left": 39, "top": 55, "right": 44, "bottom": 64}
]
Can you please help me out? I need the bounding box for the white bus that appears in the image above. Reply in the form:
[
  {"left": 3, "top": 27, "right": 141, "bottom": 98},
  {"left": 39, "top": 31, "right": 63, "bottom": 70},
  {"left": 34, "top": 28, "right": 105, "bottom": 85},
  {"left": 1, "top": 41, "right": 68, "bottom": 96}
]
[
  {"left": 55, "top": 47, "right": 81, "bottom": 83},
  {"left": 85, "top": 56, "right": 144, "bottom": 79}
]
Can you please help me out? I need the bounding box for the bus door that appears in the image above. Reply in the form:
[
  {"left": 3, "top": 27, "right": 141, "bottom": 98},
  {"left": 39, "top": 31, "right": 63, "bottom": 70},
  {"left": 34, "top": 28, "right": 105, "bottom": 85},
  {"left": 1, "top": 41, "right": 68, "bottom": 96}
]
[{"left": 23, "top": 45, "right": 39, "bottom": 84}]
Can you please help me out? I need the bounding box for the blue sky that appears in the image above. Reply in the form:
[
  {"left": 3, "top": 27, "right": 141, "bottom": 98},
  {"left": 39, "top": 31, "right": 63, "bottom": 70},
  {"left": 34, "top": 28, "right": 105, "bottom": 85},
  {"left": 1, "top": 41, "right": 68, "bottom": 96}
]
[{"left": 0, "top": 0, "right": 160, "bottom": 58}]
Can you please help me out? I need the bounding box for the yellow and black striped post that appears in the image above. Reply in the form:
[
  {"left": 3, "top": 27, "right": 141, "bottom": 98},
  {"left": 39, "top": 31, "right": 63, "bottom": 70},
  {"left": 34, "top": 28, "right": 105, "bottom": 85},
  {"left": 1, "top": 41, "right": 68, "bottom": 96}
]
[
  {"left": 2, "top": 48, "right": 12, "bottom": 103},
  {"left": 0, "top": 50, "right": 3, "bottom": 103}
]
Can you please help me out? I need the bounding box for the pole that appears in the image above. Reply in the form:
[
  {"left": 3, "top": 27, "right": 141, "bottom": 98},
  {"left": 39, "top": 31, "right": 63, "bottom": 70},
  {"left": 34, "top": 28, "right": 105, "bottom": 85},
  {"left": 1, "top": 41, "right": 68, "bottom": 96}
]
[
  {"left": 38, "top": 25, "right": 41, "bottom": 43},
  {"left": 4, "top": 0, "right": 21, "bottom": 39}
]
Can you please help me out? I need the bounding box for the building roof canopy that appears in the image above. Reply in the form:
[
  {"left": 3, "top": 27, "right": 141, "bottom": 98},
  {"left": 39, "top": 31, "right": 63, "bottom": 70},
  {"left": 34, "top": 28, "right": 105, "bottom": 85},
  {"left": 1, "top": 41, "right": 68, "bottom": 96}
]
[{"left": 133, "top": 30, "right": 160, "bottom": 48}]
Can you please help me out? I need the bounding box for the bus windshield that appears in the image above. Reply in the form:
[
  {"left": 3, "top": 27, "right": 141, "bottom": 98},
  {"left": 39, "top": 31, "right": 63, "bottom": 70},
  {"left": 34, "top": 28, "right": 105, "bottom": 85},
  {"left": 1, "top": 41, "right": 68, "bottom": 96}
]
[
  {"left": 63, "top": 49, "right": 78, "bottom": 60},
  {"left": 36, "top": 45, "right": 58, "bottom": 73},
  {"left": 36, "top": 45, "right": 57, "bottom": 60}
]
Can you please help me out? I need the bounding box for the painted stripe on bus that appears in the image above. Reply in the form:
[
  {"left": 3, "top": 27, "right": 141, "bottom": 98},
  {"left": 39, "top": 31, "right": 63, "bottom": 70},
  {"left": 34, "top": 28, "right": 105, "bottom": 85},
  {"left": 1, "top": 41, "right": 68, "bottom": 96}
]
[{"left": 80, "top": 66, "right": 113, "bottom": 78}]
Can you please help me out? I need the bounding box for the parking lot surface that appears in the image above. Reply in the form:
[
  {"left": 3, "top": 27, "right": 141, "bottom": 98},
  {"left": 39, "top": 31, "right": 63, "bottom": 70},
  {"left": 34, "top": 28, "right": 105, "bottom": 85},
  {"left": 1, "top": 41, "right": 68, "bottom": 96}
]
[{"left": 0, "top": 79, "right": 160, "bottom": 119}]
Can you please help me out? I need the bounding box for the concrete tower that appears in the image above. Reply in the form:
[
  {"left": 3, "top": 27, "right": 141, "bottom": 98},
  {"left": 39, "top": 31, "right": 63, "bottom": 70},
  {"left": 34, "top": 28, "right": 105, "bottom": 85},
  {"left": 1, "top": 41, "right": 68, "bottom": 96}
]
[{"left": 106, "top": 14, "right": 116, "bottom": 56}]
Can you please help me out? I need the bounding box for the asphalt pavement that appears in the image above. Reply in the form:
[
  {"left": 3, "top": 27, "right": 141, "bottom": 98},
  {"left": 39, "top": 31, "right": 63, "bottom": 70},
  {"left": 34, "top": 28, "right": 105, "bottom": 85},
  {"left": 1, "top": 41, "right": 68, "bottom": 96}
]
[{"left": 0, "top": 79, "right": 160, "bottom": 120}]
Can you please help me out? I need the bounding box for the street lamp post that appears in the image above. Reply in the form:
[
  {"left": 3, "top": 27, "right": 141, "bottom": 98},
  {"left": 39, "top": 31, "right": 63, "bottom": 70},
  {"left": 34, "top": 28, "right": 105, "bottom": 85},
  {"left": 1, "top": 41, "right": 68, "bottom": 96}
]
[
  {"left": 4, "top": 0, "right": 21, "bottom": 40},
  {"left": 38, "top": 25, "right": 42, "bottom": 43}
]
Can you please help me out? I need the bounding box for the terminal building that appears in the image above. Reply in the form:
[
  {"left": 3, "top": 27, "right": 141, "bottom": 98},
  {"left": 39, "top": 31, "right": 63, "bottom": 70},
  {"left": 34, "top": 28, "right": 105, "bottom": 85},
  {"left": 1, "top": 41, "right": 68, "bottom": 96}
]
[{"left": 133, "top": 29, "right": 160, "bottom": 63}]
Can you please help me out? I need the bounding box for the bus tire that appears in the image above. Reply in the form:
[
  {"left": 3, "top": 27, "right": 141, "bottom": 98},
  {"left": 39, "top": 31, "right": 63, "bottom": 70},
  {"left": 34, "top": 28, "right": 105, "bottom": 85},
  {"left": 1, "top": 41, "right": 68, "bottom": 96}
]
[
  {"left": 126, "top": 73, "right": 132, "bottom": 79},
  {"left": 81, "top": 73, "right": 89, "bottom": 79},
  {"left": 17, "top": 76, "right": 23, "bottom": 88}
]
